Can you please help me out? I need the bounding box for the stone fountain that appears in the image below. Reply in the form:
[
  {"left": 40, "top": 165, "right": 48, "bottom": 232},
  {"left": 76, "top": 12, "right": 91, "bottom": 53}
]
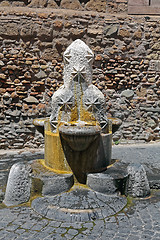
[{"left": 3, "top": 40, "right": 151, "bottom": 222}]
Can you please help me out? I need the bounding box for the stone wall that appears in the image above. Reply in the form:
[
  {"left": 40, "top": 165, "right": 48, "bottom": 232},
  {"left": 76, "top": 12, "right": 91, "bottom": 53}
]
[
  {"left": 0, "top": 7, "right": 160, "bottom": 149},
  {"left": 0, "top": 0, "right": 128, "bottom": 13},
  {"left": 107, "top": 0, "right": 128, "bottom": 13},
  {"left": 0, "top": 0, "right": 107, "bottom": 12}
]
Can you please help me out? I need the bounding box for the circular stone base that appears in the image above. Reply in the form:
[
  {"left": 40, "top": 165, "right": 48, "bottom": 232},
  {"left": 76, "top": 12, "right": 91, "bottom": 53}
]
[{"left": 32, "top": 186, "right": 127, "bottom": 222}]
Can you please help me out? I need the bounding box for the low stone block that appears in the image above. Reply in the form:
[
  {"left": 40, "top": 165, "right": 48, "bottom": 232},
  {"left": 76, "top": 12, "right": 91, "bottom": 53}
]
[
  {"left": 42, "top": 174, "right": 74, "bottom": 196},
  {"left": 127, "top": 163, "right": 150, "bottom": 197},
  {"left": 3, "top": 162, "right": 32, "bottom": 206},
  {"left": 31, "top": 160, "right": 74, "bottom": 196},
  {"left": 87, "top": 166, "right": 128, "bottom": 195},
  {"left": 148, "top": 175, "right": 160, "bottom": 189}
]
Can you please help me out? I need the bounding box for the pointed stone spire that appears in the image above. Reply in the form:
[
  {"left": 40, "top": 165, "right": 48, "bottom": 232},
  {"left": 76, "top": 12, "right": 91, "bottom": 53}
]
[{"left": 63, "top": 39, "right": 94, "bottom": 88}]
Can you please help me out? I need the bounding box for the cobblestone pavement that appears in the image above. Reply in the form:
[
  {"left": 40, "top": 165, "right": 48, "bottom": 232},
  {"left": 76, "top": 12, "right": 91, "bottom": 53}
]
[{"left": 0, "top": 143, "right": 160, "bottom": 240}]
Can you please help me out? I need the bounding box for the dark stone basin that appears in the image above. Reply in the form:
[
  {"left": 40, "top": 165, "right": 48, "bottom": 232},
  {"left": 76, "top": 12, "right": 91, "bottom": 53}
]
[{"left": 59, "top": 124, "right": 101, "bottom": 151}]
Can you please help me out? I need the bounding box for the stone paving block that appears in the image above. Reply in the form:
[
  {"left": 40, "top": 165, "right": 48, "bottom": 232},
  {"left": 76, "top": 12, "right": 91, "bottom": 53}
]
[
  {"left": 113, "top": 237, "right": 127, "bottom": 240},
  {"left": 2, "top": 232, "right": 19, "bottom": 239},
  {"left": 74, "top": 233, "right": 87, "bottom": 239},
  {"left": 41, "top": 226, "right": 55, "bottom": 234},
  {"left": 0, "top": 231, "right": 8, "bottom": 239},
  {"left": 48, "top": 234, "right": 66, "bottom": 240},
  {"left": 44, "top": 237, "right": 54, "bottom": 240},
  {"left": 54, "top": 227, "right": 67, "bottom": 234},
  {"left": 5, "top": 224, "right": 19, "bottom": 231},
  {"left": 60, "top": 222, "right": 80, "bottom": 228},
  {"left": 48, "top": 221, "right": 62, "bottom": 228},
  {"left": 32, "top": 231, "right": 52, "bottom": 239},
  {"left": 15, "top": 228, "right": 26, "bottom": 234},
  {"left": 67, "top": 228, "right": 79, "bottom": 236},
  {"left": 62, "top": 233, "right": 73, "bottom": 239},
  {"left": 21, "top": 221, "right": 36, "bottom": 229},
  {"left": 20, "top": 230, "right": 36, "bottom": 238}
]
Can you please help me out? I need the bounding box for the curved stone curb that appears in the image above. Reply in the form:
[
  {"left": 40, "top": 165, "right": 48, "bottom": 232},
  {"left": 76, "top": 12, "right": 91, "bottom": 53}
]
[{"left": 32, "top": 186, "right": 127, "bottom": 222}]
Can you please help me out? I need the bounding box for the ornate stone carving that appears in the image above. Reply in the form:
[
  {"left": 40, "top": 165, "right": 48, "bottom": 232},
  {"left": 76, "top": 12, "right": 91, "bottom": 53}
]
[{"left": 50, "top": 39, "right": 108, "bottom": 132}]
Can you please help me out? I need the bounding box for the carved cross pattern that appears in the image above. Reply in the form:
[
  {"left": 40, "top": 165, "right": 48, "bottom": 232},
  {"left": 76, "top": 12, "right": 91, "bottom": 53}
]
[
  {"left": 100, "top": 116, "right": 108, "bottom": 130},
  {"left": 71, "top": 66, "right": 86, "bottom": 80},
  {"left": 50, "top": 116, "right": 58, "bottom": 130},
  {"left": 64, "top": 50, "right": 72, "bottom": 64},
  {"left": 84, "top": 96, "right": 101, "bottom": 112},
  {"left": 57, "top": 95, "right": 73, "bottom": 113},
  {"left": 86, "top": 51, "right": 93, "bottom": 63}
]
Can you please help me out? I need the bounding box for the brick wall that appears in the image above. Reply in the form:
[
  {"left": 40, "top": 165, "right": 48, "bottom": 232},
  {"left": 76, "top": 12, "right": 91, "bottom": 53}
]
[{"left": 0, "top": 7, "right": 160, "bottom": 149}]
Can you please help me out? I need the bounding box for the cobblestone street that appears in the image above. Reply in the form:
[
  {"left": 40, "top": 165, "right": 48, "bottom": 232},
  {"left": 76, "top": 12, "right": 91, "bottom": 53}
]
[{"left": 0, "top": 142, "right": 160, "bottom": 240}]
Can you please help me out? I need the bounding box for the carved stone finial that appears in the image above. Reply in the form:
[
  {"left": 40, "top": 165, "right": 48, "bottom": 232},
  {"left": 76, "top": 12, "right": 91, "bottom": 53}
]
[{"left": 63, "top": 39, "right": 94, "bottom": 87}]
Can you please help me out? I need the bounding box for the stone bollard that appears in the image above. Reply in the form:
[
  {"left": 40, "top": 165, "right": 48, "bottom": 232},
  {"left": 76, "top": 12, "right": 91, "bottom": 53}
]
[
  {"left": 127, "top": 163, "right": 150, "bottom": 198},
  {"left": 3, "top": 162, "right": 32, "bottom": 206}
]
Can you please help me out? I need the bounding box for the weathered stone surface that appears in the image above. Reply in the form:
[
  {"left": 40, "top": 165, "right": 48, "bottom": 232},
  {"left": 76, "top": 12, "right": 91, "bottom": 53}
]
[
  {"left": 133, "top": 29, "right": 142, "bottom": 39},
  {"left": 3, "top": 163, "right": 32, "bottom": 206},
  {"left": 121, "top": 89, "right": 134, "bottom": 99},
  {"left": 149, "top": 60, "right": 160, "bottom": 71},
  {"left": 128, "top": 0, "right": 149, "bottom": 6},
  {"left": 0, "top": 74, "right": 7, "bottom": 80},
  {"left": 60, "top": 0, "right": 82, "bottom": 10},
  {"left": 47, "top": 0, "right": 58, "bottom": 8},
  {"left": 152, "top": 42, "right": 160, "bottom": 50},
  {"left": 0, "top": 60, "right": 4, "bottom": 66},
  {"left": 0, "top": 0, "right": 11, "bottom": 6},
  {"left": 0, "top": 23, "right": 19, "bottom": 36},
  {"left": 87, "top": 166, "right": 128, "bottom": 195},
  {"left": 28, "top": 0, "right": 47, "bottom": 7},
  {"left": 104, "top": 24, "right": 119, "bottom": 37},
  {"left": 42, "top": 174, "right": 74, "bottom": 196},
  {"left": 85, "top": 0, "right": 106, "bottom": 12},
  {"left": 127, "top": 163, "right": 150, "bottom": 198},
  {"left": 24, "top": 96, "right": 39, "bottom": 104},
  {"left": 35, "top": 70, "right": 47, "bottom": 79},
  {"left": 118, "top": 28, "right": 130, "bottom": 38}
]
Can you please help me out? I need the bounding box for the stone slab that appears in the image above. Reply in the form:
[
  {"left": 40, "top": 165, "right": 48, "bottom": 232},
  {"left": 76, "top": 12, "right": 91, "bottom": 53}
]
[
  {"left": 128, "top": 6, "right": 160, "bottom": 14},
  {"left": 128, "top": 0, "right": 149, "bottom": 5},
  {"left": 151, "top": 0, "right": 160, "bottom": 5}
]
